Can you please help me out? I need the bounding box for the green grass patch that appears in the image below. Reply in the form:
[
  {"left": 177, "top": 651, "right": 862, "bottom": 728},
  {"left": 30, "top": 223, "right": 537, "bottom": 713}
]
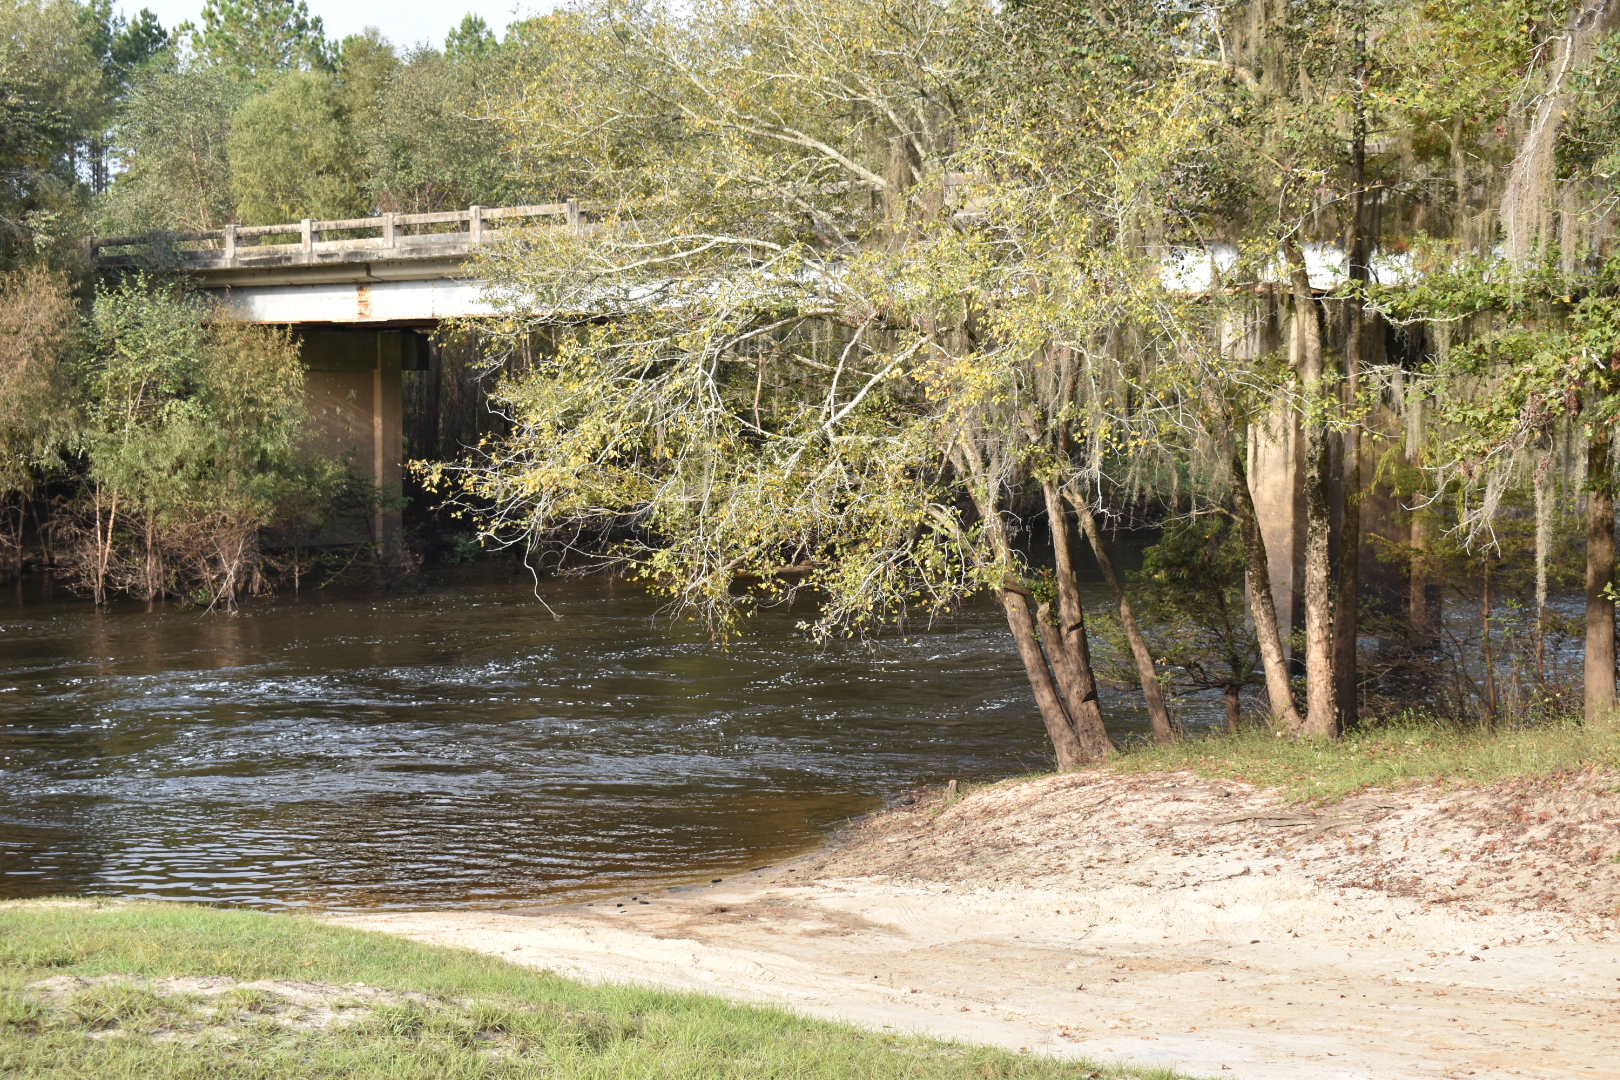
[
  {"left": 0, "top": 899, "right": 1198, "bottom": 1079},
  {"left": 1108, "top": 714, "right": 1619, "bottom": 801}
]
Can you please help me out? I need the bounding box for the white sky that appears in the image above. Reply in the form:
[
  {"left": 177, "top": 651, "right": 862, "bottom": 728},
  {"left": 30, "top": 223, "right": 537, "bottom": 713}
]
[{"left": 114, "top": 0, "right": 559, "bottom": 53}]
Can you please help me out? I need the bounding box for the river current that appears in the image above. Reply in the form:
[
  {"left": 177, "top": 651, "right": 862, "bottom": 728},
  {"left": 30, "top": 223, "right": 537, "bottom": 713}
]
[{"left": 0, "top": 569, "right": 1182, "bottom": 910}]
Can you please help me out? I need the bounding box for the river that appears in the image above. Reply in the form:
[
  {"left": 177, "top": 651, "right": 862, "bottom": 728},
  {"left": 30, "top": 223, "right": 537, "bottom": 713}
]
[{"left": 1, "top": 568, "right": 1182, "bottom": 910}]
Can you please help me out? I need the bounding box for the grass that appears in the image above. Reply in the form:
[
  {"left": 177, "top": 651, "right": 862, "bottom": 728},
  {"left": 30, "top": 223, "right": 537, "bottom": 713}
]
[
  {"left": 1108, "top": 714, "right": 1620, "bottom": 801},
  {"left": 0, "top": 899, "right": 1198, "bottom": 1080}
]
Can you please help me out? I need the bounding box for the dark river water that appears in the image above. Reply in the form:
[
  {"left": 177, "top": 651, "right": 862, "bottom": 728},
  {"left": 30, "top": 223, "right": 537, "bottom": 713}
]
[{"left": 1, "top": 569, "right": 1186, "bottom": 910}]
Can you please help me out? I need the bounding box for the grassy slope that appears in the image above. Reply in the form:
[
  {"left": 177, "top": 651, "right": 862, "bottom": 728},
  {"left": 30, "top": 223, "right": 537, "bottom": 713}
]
[
  {"left": 1107, "top": 717, "right": 1619, "bottom": 801},
  {"left": 0, "top": 900, "right": 1195, "bottom": 1080}
]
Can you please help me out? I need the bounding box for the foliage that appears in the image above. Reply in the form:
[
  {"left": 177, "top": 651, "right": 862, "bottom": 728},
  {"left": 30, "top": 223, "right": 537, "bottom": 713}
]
[
  {"left": 74, "top": 276, "right": 341, "bottom": 604},
  {"left": 0, "top": 269, "right": 79, "bottom": 495},
  {"left": 334, "top": 27, "right": 397, "bottom": 136},
  {"left": 1100, "top": 520, "right": 1258, "bottom": 718},
  {"left": 0, "top": 268, "right": 80, "bottom": 571},
  {"left": 100, "top": 60, "right": 245, "bottom": 233},
  {"left": 228, "top": 69, "right": 366, "bottom": 224},
  {"left": 441, "top": 0, "right": 1221, "bottom": 624},
  {"left": 444, "top": 13, "right": 496, "bottom": 62},
  {"left": 0, "top": 0, "right": 103, "bottom": 266},
  {"left": 363, "top": 44, "right": 526, "bottom": 213},
  {"left": 185, "top": 0, "right": 330, "bottom": 85}
]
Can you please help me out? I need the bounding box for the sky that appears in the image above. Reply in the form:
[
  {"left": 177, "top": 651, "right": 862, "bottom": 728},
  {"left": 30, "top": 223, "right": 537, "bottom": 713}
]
[{"left": 114, "top": 0, "right": 559, "bottom": 53}]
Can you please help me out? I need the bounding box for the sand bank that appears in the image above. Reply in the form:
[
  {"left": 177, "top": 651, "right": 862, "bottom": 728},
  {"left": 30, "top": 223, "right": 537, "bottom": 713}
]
[{"left": 331, "top": 770, "right": 1620, "bottom": 1080}]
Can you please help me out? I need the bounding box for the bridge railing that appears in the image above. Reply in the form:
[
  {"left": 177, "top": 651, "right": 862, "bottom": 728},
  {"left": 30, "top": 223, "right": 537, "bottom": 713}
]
[{"left": 92, "top": 202, "right": 586, "bottom": 271}]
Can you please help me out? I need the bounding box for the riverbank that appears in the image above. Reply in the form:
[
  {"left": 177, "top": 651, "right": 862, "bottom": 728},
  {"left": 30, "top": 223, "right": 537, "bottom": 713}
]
[
  {"left": 0, "top": 900, "right": 1185, "bottom": 1079},
  {"left": 334, "top": 764, "right": 1620, "bottom": 1080}
]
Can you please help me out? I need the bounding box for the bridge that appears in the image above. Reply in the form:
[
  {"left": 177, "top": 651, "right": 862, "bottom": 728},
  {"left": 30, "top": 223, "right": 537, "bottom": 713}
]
[
  {"left": 91, "top": 202, "right": 583, "bottom": 322},
  {"left": 92, "top": 205, "right": 1372, "bottom": 637},
  {"left": 93, "top": 204, "right": 588, "bottom": 549}
]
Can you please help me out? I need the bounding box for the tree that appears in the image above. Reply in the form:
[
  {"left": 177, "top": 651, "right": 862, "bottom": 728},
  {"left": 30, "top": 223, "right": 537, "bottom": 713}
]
[
  {"left": 187, "top": 0, "right": 330, "bottom": 85},
  {"left": 364, "top": 45, "right": 527, "bottom": 213},
  {"left": 1101, "top": 519, "right": 1260, "bottom": 733},
  {"left": 0, "top": 267, "right": 79, "bottom": 572},
  {"left": 335, "top": 27, "right": 397, "bottom": 137},
  {"left": 445, "top": 13, "right": 496, "bottom": 63},
  {"left": 79, "top": 0, "right": 170, "bottom": 194},
  {"left": 100, "top": 60, "right": 245, "bottom": 233},
  {"left": 423, "top": 0, "right": 1256, "bottom": 766},
  {"left": 76, "top": 276, "right": 338, "bottom": 606},
  {"left": 0, "top": 0, "right": 103, "bottom": 266},
  {"left": 1364, "top": 0, "right": 1620, "bottom": 730},
  {"left": 228, "top": 70, "right": 365, "bottom": 224}
]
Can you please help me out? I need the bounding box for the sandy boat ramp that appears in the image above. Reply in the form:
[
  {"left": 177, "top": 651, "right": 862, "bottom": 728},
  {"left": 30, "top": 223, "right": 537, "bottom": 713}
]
[{"left": 332, "top": 771, "right": 1620, "bottom": 1080}]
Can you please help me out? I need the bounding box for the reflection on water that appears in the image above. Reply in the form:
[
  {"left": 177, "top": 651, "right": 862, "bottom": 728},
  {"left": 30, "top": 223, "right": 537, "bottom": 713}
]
[{"left": 0, "top": 570, "right": 1174, "bottom": 910}]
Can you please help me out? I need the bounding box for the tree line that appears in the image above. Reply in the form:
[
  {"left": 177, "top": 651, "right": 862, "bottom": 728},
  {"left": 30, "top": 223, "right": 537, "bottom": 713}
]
[
  {"left": 422, "top": 0, "right": 1620, "bottom": 759},
  {"left": 0, "top": 0, "right": 535, "bottom": 603},
  {"left": 6, "top": 0, "right": 1620, "bottom": 757}
]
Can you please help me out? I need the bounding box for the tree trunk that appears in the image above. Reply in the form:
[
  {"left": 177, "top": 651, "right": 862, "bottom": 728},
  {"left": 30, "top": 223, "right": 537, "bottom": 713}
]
[
  {"left": 1285, "top": 239, "right": 1339, "bottom": 739},
  {"left": 93, "top": 486, "right": 118, "bottom": 607},
  {"left": 1068, "top": 491, "right": 1180, "bottom": 742},
  {"left": 1481, "top": 555, "right": 1498, "bottom": 729},
  {"left": 1335, "top": 18, "right": 1367, "bottom": 729},
  {"left": 999, "top": 588, "right": 1094, "bottom": 770},
  {"left": 1534, "top": 457, "right": 1551, "bottom": 681},
  {"left": 1408, "top": 504, "right": 1437, "bottom": 643},
  {"left": 1585, "top": 420, "right": 1616, "bottom": 727},
  {"left": 1334, "top": 428, "right": 1361, "bottom": 725},
  {"left": 1224, "top": 683, "right": 1242, "bottom": 734},
  {"left": 144, "top": 517, "right": 159, "bottom": 602},
  {"left": 1039, "top": 483, "right": 1114, "bottom": 760},
  {"left": 963, "top": 444, "right": 1111, "bottom": 769},
  {"left": 1228, "top": 441, "right": 1304, "bottom": 730}
]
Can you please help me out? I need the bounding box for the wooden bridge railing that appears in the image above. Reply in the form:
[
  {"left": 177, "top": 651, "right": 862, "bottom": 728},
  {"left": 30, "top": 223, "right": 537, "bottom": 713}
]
[{"left": 91, "top": 202, "right": 587, "bottom": 271}]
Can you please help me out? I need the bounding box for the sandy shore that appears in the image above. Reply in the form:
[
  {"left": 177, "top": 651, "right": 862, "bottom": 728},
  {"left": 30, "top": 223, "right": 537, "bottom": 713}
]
[{"left": 330, "top": 770, "right": 1620, "bottom": 1080}]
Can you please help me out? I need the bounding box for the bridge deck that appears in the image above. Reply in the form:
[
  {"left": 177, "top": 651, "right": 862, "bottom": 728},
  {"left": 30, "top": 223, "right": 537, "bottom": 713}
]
[
  {"left": 92, "top": 203, "right": 582, "bottom": 274},
  {"left": 91, "top": 201, "right": 1393, "bottom": 327}
]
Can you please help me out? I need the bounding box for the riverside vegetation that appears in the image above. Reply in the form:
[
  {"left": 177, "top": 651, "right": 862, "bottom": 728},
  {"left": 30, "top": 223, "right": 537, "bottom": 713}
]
[{"left": 6, "top": 2, "right": 1620, "bottom": 749}]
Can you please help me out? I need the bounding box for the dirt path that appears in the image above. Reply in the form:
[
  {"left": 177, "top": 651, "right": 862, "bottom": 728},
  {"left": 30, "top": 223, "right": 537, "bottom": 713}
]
[{"left": 331, "top": 771, "right": 1620, "bottom": 1080}]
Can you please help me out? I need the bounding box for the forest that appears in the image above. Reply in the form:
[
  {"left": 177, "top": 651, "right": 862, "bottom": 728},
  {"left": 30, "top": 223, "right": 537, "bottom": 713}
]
[{"left": 6, "top": 0, "right": 1620, "bottom": 759}]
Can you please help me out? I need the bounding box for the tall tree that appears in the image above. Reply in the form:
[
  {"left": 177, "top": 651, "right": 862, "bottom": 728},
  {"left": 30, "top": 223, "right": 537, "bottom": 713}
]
[
  {"left": 445, "top": 13, "right": 496, "bottom": 62},
  {"left": 0, "top": 0, "right": 103, "bottom": 266},
  {"left": 228, "top": 70, "right": 365, "bottom": 224},
  {"left": 0, "top": 267, "right": 79, "bottom": 571},
  {"left": 187, "top": 0, "right": 330, "bottom": 85},
  {"left": 364, "top": 44, "right": 527, "bottom": 213},
  {"left": 79, "top": 0, "right": 169, "bottom": 194},
  {"left": 425, "top": 0, "right": 1249, "bottom": 765},
  {"left": 335, "top": 27, "right": 397, "bottom": 138},
  {"left": 77, "top": 277, "right": 336, "bottom": 606},
  {"left": 100, "top": 60, "right": 246, "bottom": 233}
]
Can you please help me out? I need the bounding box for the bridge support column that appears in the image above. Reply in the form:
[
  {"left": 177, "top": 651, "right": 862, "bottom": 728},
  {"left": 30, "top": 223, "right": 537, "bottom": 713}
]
[{"left": 298, "top": 329, "right": 410, "bottom": 554}]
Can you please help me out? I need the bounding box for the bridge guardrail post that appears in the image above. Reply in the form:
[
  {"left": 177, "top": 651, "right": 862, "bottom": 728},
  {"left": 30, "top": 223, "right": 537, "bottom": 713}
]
[
  {"left": 224, "top": 224, "right": 237, "bottom": 266},
  {"left": 383, "top": 212, "right": 396, "bottom": 248},
  {"left": 566, "top": 199, "right": 582, "bottom": 234},
  {"left": 301, "top": 218, "right": 313, "bottom": 263},
  {"left": 468, "top": 205, "right": 484, "bottom": 245}
]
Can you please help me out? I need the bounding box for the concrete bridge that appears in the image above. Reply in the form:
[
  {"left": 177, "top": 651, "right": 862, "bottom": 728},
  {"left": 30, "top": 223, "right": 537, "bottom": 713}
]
[
  {"left": 93, "top": 204, "right": 584, "bottom": 547},
  {"left": 93, "top": 205, "right": 1376, "bottom": 642}
]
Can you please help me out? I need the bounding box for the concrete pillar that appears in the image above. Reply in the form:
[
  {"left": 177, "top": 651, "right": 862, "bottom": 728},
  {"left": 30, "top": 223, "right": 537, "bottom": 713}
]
[
  {"left": 371, "top": 333, "right": 405, "bottom": 556},
  {"left": 297, "top": 329, "right": 406, "bottom": 552}
]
